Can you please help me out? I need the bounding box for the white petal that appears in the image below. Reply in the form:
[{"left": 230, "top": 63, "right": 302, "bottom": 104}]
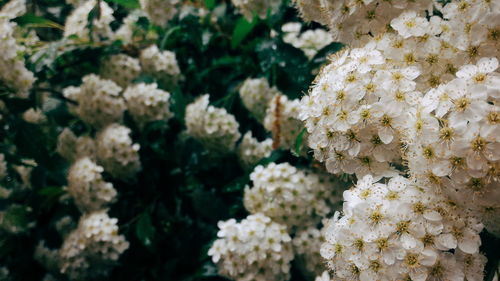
[
  {"left": 378, "top": 127, "right": 394, "bottom": 144},
  {"left": 436, "top": 233, "right": 457, "bottom": 249},
  {"left": 477, "top": 57, "right": 499, "bottom": 73}
]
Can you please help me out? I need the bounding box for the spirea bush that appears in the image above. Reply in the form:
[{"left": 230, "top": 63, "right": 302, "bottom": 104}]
[{"left": 0, "top": 0, "right": 498, "bottom": 280}]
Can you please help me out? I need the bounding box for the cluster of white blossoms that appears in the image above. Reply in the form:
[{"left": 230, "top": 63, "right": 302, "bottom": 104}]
[
  {"left": 53, "top": 124, "right": 137, "bottom": 278},
  {"left": 185, "top": 94, "right": 241, "bottom": 154},
  {"left": 123, "top": 82, "right": 173, "bottom": 128},
  {"left": 321, "top": 175, "right": 486, "bottom": 281},
  {"left": 239, "top": 78, "right": 279, "bottom": 122},
  {"left": 67, "top": 157, "right": 117, "bottom": 212},
  {"left": 64, "top": 0, "right": 115, "bottom": 41},
  {"left": 100, "top": 54, "right": 141, "bottom": 88},
  {"left": 96, "top": 124, "right": 141, "bottom": 179},
  {"left": 290, "top": 1, "right": 500, "bottom": 277},
  {"left": 292, "top": 226, "right": 325, "bottom": 277},
  {"left": 264, "top": 95, "right": 305, "bottom": 151},
  {"left": 231, "top": 0, "right": 281, "bottom": 20},
  {"left": 113, "top": 11, "right": 147, "bottom": 44},
  {"left": 244, "top": 162, "right": 341, "bottom": 229},
  {"left": 299, "top": 39, "right": 424, "bottom": 179},
  {"left": 208, "top": 213, "right": 294, "bottom": 281},
  {"left": 0, "top": 0, "right": 35, "bottom": 96},
  {"left": 300, "top": 3, "right": 500, "bottom": 181},
  {"left": 63, "top": 74, "right": 125, "bottom": 129},
  {"left": 56, "top": 128, "right": 96, "bottom": 162},
  {"left": 237, "top": 132, "right": 273, "bottom": 169},
  {"left": 282, "top": 22, "right": 333, "bottom": 59},
  {"left": 58, "top": 211, "right": 129, "bottom": 280},
  {"left": 407, "top": 57, "right": 500, "bottom": 235},
  {"left": 293, "top": 0, "right": 434, "bottom": 48},
  {"left": 22, "top": 108, "right": 47, "bottom": 124},
  {"left": 140, "top": 45, "right": 181, "bottom": 89},
  {"left": 139, "top": 0, "right": 179, "bottom": 27}
]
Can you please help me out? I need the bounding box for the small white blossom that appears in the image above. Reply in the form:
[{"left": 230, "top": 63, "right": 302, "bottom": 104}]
[
  {"left": 208, "top": 213, "right": 293, "bottom": 281},
  {"left": 185, "top": 94, "right": 241, "bottom": 154}
]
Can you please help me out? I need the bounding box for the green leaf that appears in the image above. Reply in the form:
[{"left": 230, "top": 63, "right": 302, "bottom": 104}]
[
  {"left": 170, "top": 88, "right": 187, "bottom": 123},
  {"left": 38, "top": 186, "right": 64, "bottom": 197},
  {"left": 105, "top": 0, "right": 139, "bottom": 9},
  {"left": 231, "top": 16, "right": 257, "bottom": 49},
  {"left": 86, "top": 3, "right": 100, "bottom": 41},
  {"left": 132, "top": 74, "right": 156, "bottom": 84},
  {"left": 135, "top": 213, "right": 156, "bottom": 249},
  {"left": 222, "top": 174, "right": 249, "bottom": 193},
  {"left": 160, "top": 26, "right": 181, "bottom": 50},
  {"left": 1, "top": 205, "right": 33, "bottom": 234},
  {"left": 205, "top": 0, "right": 216, "bottom": 10},
  {"left": 13, "top": 14, "right": 62, "bottom": 29},
  {"left": 292, "top": 128, "right": 307, "bottom": 157},
  {"left": 256, "top": 149, "right": 284, "bottom": 167}
]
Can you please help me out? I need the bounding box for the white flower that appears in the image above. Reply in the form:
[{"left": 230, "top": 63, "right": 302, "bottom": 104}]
[
  {"left": 64, "top": 0, "right": 114, "bottom": 41},
  {"left": 208, "top": 213, "right": 293, "bottom": 281},
  {"left": 391, "top": 11, "right": 429, "bottom": 39},
  {"left": 96, "top": 124, "right": 141, "bottom": 179},
  {"left": 237, "top": 132, "right": 272, "bottom": 169},
  {"left": 239, "top": 78, "right": 278, "bottom": 122},
  {"left": 139, "top": 0, "right": 179, "bottom": 27},
  {"left": 282, "top": 22, "right": 333, "bottom": 59},
  {"left": 231, "top": 0, "right": 281, "bottom": 20},
  {"left": 244, "top": 162, "right": 342, "bottom": 229},
  {"left": 63, "top": 74, "right": 125, "bottom": 129},
  {"left": 58, "top": 211, "right": 129, "bottom": 280},
  {"left": 66, "top": 157, "right": 117, "bottom": 212},
  {"left": 123, "top": 82, "right": 173, "bottom": 128},
  {"left": 320, "top": 175, "right": 485, "bottom": 281},
  {"left": 185, "top": 94, "right": 241, "bottom": 154},
  {"left": 100, "top": 54, "right": 141, "bottom": 88},
  {"left": 140, "top": 45, "right": 181, "bottom": 90}
]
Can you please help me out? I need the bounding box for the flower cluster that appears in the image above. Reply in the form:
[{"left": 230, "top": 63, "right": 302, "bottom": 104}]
[
  {"left": 407, "top": 57, "right": 499, "bottom": 235},
  {"left": 139, "top": 0, "right": 179, "bottom": 27},
  {"left": 237, "top": 132, "right": 273, "bottom": 169},
  {"left": 185, "top": 94, "right": 241, "bottom": 154},
  {"left": 282, "top": 22, "right": 333, "bottom": 59},
  {"left": 66, "top": 157, "right": 117, "bottom": 212},
  {"left": 293, "top": 0, "right": 433, "bottom": 48},
  {"left": 140, "top": 45, "right": 181, "bottom": 89},
  {"left": 231, "top": 0, "right": 281, "bottom": 20},
  {"left": 56, "top": 128, "right": 96, "bottom": 162},
  {"left": 96, "top": 124, "right": 141, "bottom": 179},
  {"left": 321, "top": 175, "right": 486, "bottom": 281},
  {"left": 0, "top": 0, "right": 35, "bottom": 95},
  {"left": 244, "top": 162, "right": 341, "bottom": 229},
  {"left": 264, "top": 95, "right": 305, "bottom": 151},
  {"left": 239, "top": 78, "right": 279, "bottom": 122},
  {"left": 123, "top": 82, "right": 173, "bottom": 128},
  {"left": 208, "top": 213, "right": 294, "bottom": 281},
  {"left": 64, "top": 0, "right": 114, "bottom": 41},
  {"left": 58, "top": 211, "right": 129, "bottom": 280},
  {"left": 22, "top": 108, "right": 47, "bottom": 124},
  {"left": 300, "top": 42, "right": 409, "bottom": 179},
  {"left": 100, "top": 54, "right": 141, "bottom": 88},
  {"left": 63, "top": 74, "right": 125, "bottom": 129},
  {"left": 113, "top": 11, "right": 147, "bottom": 44}
]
